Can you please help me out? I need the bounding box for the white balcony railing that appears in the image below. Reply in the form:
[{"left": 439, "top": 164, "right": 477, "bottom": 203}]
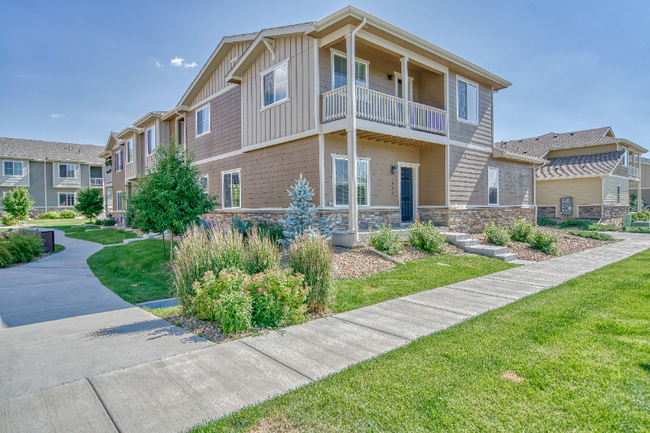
[
  {"left": 322, "top": 87, "right": 447, "bottom": 136},
  {"left": 90, "top": 178, "right": 103, "bottom": 187},
  {"left": 629, "top": 165, "right": 639, "bottom": 178}
]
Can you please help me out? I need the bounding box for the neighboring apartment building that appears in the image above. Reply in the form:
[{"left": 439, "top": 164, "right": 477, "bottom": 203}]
[
  {"left": 633, "top": 157, "right": 650, "bottom": 208},
  {"left": 103, "top": 6, "right": 543, "bottom": 237},
  {"left": 496, "top": 127, "right": 646, "bottom": 221},
  {"left": 0, "top": 137, "right": 104, "bottom": 214}
]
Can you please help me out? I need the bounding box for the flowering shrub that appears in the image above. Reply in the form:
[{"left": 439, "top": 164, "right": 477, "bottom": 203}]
[
  {"left": 60, "top": 210, "right": 77, "bottom": 219},
  {"left": 40, "top": 211, "right": 61, "bottom": 219},
  {"left": 247, "top": 270, "right": 309, "bottom": 327},
  {"left": 216, "top": 290, "right": 253, "bottom": 334}
]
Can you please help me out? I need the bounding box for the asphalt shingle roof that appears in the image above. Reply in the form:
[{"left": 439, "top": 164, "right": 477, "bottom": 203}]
[
  {"left": 536, "top": 150, "right": 624, "bottom": 180},
  {"left": 0, "top": 137, "right": 104, "bottom": 165},
  {"left": 495, "top": 127, "right": 616, "bottom": 159}
]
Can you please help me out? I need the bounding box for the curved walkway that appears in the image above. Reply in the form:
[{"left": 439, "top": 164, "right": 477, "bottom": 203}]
[{"left": 1, "top": 231, "right": 649, "bottom": 433}]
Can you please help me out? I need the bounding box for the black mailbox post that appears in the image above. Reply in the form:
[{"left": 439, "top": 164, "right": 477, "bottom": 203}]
[{"left": 40, "top": 230, "right": 55, "bottom": 253}]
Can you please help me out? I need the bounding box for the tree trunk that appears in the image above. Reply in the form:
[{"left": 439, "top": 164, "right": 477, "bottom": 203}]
[
  {"left": 170, "top": 234, "right": 174, "bottom": 263},
  {"left": 162, "top": 232, "right": 166, "bottom": 260}
]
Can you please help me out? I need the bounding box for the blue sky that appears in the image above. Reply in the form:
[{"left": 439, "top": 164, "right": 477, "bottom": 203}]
[{"left": 1, "top": 0, "right": 648, "bottom": 151}]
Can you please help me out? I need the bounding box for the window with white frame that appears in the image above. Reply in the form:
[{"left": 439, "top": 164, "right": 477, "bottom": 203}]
[
  {"left": 332, "top": 51, "right": 368, "bottom": 90},
  {"left": 115, "top": 150, "right": 123, "bottom": 172},
  {"left": 333, "top": 156, "right": 369, "bottom": 206},
  {"left": 262, "top": 62, "right": 288, "bottom": 107},
  {"left": 126, "top": 140, "right": 133, "bottom": 163},
  {"left": 617, "top": 185, "right": 621, "bottom": 204},
  {"left": 116, "top": 191, "right": 123, "bottom": 211},
  {"left": 488, "top": 167, "right": 499, "bottom": 205},
  {"left": 222, "top": 170, "right": 241, "bottom": 208},
  {"left": 59, "top": 164, "right": 76, "bottom": 178},
  {"left": 198, "top": 174, "right": 208, "bottom": 193},
  {"left": 146, "top": 127, "right": 155, "bottom": 155},
  {"left": 622, "top": 148, "right": 628, "bottom": 167},
  {"left": 457, "top": 76, "right": 478, "bottom": 124},
  {"left": 58, "top": 193, "right": 75, "bottom": 207},
  {"left": 196, "top": 105, "right": 210, "bottom": 136},
  {"left": 3, "top": 161, "right": 23, "bottom": 176}
]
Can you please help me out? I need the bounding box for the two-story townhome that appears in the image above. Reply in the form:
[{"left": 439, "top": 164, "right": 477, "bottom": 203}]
[
  {"left": 0, "top": 137, "right": 104, "bottom": 215},
  {"left": 496, "top": 127, "right": 647, "bottom": 221},
  {"left": 632, "top": 157, "right": 650, "bottom": 208},
  {"left": 128, "top": 5, "right": 540, "bottom": 240}
]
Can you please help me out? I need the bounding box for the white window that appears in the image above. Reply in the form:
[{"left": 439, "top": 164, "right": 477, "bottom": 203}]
[
  {"left": 116, "top": 191, "right": 123, "bottom": 211},
  {"left": 222, "top": 170, "right": 241, "bottom": 209},
  {"left": 333, "top": 156, "right": 370, "bottom": 206},
  {"left": 622, "top": 148, "right": 628, "bottom": 167},
  {"left": 617, "top": 185, "right": 621, "bottom": 204},
  {"left": 488, "top": 167, "right": 499, "bottom": 205},
  {"left": 59, "top": 164, "right": 76, "bottom": 178},
  {"left": 196, "top": 105, "right": 210, "bottom": 136},
  {"left": 58, "top": 193, "right": 75, "bottom": 207},
  {"left": 146, "top": 127, "right": 155, "bottom": 155},
  {"left": 115, "top": 150, "right": 123, "bottom": 172},
  {"left": 126, "top": 140, "right": 133, "bottom": 163},
  {"left": 332, "top": 51, "right": 368, "bottom": 90},
  {"left": 457, "top": 76, "right": 478, "bottom": 124},
  {"left": 3, "top": 161, "right": 23, "bottom": 176},
  {"left": 199, "top": 174, "right": 208, "bottom": 192},
  {"left": 261, "top": 62, "right": 288, "bottom": 108}
]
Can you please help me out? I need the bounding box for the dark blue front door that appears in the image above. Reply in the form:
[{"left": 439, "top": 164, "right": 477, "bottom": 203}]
[{"left": 401, "top": 167, "right": 413, "bottom": 223}]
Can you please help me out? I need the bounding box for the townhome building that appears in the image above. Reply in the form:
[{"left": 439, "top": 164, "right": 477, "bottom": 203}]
[
  {"left": 496, "top": 127, "right": 646, "bottom": 221},
  {"left": 103, "top": 6, "right": 543, "bottom": 238},
  {"left": 0, "top": 137, "right": 104, "bottom": 215},
  {"left": 633, "top": 157, "right": 650, "bottom": 208}
]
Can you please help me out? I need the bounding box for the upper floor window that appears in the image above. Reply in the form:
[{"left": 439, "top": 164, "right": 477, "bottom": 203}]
[
  {"left": 147, "top": 127, "right": 155, "bottom": 155},
  {"left": 622, "top": 148, "right": 628, "bottom": 167},
  {"left": 3, "top": 161, "right": 23, "bottom": 176},
  {"left": 457, "top": 76, "right": 478, "bottom": 124},
  {"left": 222, "top": 170, "right": 241, "bottom": 208},
  {"left": 488, "top": 167, "right": 499, "bottom": 205},
  {"left": 126, "top": 140, "right": 133, "bottom": 163},
  {"left": 115, "top": 150, "right": 123, "bottom": 172},
  {"left": 262, "top": 61, "right": 288, "bottom": 108},
  {"left": 196, "top": 105, "right": 210, "bottom": 136},
  {"left": 332, "top": 51, "right": 368, "bottom": 90},
  {"left": 198, "top": 174, "right": 208, "bottom": 193},
  {"left": 333, "top": 156, "right": 370, "bottom": 206},
  {"left": 59, "top": 164, "right": 76, "bottom": 178}
]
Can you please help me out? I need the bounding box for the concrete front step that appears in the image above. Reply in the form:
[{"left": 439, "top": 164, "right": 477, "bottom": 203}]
[
  {"left": 446, "top": 232, "right": 470, "bottom": 242},
  {"left": 495, "top": 253, "right": 519, "bottom": 262},
  {"left": 464, "top": 244, "right": 508, "bottom": 257},
  {"left": 446, "top": 232, "right": 517, "bottom": 262},
  {"left": 455, "top": 239, "right": 479, "bottom": 248}
]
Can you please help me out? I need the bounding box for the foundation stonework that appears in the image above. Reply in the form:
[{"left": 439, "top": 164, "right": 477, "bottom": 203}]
[
  {"left": 603, "top": 205, "right": 629, "bottom": 219},
  {"left": 537, "top": 206, "right": 556, "bottom": 218},
  {"left": 578, "top": 205, "right": 602, "bottom": 219},
  {"left": 418, "top": 207, "right": 535, "bottom": 233}
]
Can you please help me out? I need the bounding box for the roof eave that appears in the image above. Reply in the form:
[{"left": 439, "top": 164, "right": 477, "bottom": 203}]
[
  {"left": 132, "top": 112, "right": 165, "bottom": 128},
  {"left": 492, "top": 148, "right": 546, "bottom": 165}
]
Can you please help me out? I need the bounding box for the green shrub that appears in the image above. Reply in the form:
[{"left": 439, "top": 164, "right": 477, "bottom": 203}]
[
  {"left": 2, "top": 214, "right": 19, "bottom": 226},
  {"left": 562, "top": 230, "right": 615, "bottom": 241},
  {"left": 2, "top": 187, "right": 34, "bottom": 220},
  {"left": 244, "top": 230, "right": 280, "bottom": 275},
  {"left": 0, "top": 243, "right": 13, "bottom": 268},
  {"left": 484, "top": 222, "right": 511, "bottom": 246},
  {"left": 246, "top": 270, "right": 308, "bottom": 328},
  {"left": 216, "top": 289, "right": 254, "bottom": 334},
  {"left": 40, "top": 211, "right": 61, "bottom": 219},
  {"left": 528, "top": 229, "right": 560, "bottom": 255},
  {"left": 102, "top": 219, "right": 116, "bottom": 226},
  {"left": 74, "top": 187, "right": 104, "bottom": 219},
  {"left": 508, "top": 219, "right": 534, "bottom": 242},
  {"left": 408, "top": 221, "right": 447, "bottom": 254},
  {"left": 559, "top": 219, "right": 591, "bottom": 230},
  {"left": 587, "top": 223, "right": 619, "bottom": 232},
  {"left": 6, "top": 230, "right": 44, "bottom": 263},
  {"left": 60, "top": 209, "right": 77, "bottom": 219},
  {"left": 124, "top": 206, "right": 136, "bottom": 228},
  {"left": 256, "top": 220, "right": 284, "bottom": 243},
  {"left": 369, "top": 224, "right": 402, "bottom": 255},
  {"left": 192, "top": 268, "right": 249, "bottom": 321},
  {"left": 288, "top": 233, "right": 332, "bottom": 313},
  {"left": 631, "top": 210, "right": 650, "bottom": 222},
  {"left": 537, "top": 216, "right": 558, "bottom": 226},
  {"left": 231, "top": 217, "right": 254, "bottom": 239},
  {"left": 624, "top": 226, "right": 650, "bottom": 233}
]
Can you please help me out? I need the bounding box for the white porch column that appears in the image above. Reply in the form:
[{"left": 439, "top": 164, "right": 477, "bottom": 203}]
[
  {"left": 638, "top": 154, "right": 642, "bottom": 211},
  {"left": 346, "top": 31, "right": 359, "bottom": 238},
  {"left": 400, "top": 56, "right": 410, "bottom": 129}
]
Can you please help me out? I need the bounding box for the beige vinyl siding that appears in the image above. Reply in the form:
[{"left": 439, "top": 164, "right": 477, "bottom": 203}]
[
  {"left": 603, "top": 175, "right": 629, "bottom": 206},
  {"left": 124, "top": 134, "right": 137, "bottom": 180},
  {"left": 419, "top": 72, "right": 445, "bottom": 110},
  {"left": 447, "top": 71, "right": 493, "bottom": 147},
  {"left": 197, "top": 136, "right": 319, "bottom": 209},
  {"left": 611, "top": 154, "right": 628, "bottom": 177},
  {"left": 187, "top": 86, "right": 242, "bottom": 161},
  {"left": 191, "top": 43, "right": 250, "bottom": 107},
  {"left": 536, "top": 177, "right": 602, "bottom": 218},
  {"left": 545, "top": 144, "right": 617, "bottom": 159},
  {"left": 323, "top": 134, "right": 419, "bottom": 208},
  {"left": 240, "top": 36, "right": 317, "bottom": 148},
  {"left": 0, "top": 159, "right": 29, "bottom": 187},
  {"left": 111, "top": 145, "right": 125, "bottom": 212},
  {"left": 419, "top": 146, "right": 446, "bottom": 206}
]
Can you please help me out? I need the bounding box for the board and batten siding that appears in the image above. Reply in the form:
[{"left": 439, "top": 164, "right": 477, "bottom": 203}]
[
  {"left": 191, "top": 43, "right": 250, "bottom": 107},
  {"left": 112, "top": 145, "right": 125, "bottom": 212},
  {"left": 536, "top": 177, "right": 602, "bottom": 218},
  {"left": 241, "top": 36, "right": 317, "bottom": 148},
  {"left": 419, "top": 146, "right": 446, "bottom": 206},
  {"left": 545, "top": 144, "right": 617, "bottom": 159},
  {"left": 447, "top": 71, "right": 493, "bottom": 148},
  {"left": 187, "top": 86, "right": 242, "bottom": 161},
  {"left": 0, "top": 159, "right": 29, "bottom": 187},
  {"left": 197, "top": 136, "right": 319, "bottom": 209}
]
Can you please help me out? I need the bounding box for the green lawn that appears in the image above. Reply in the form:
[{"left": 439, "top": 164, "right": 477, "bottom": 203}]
[
  {"left": 332, "top": 255, "right": 514, "bottom": 313},
  {"left": 192, "top": 249, "right": 650, "bottom": 433},
  {"left": 59, "top": 225, "right": 101, "bottom": 234},
  {"left": 65, "top": 228, "right": 139, "bottom": 245},
  {"left": 87, "top": 239, "right": 175, "bottom": 303},
  {"left": 22, "top": 218, "right": 91, "bottom": 228}
]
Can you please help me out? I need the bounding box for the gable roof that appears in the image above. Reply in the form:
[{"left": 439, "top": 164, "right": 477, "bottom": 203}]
[
  {"left": 0, "top": 137, "right": 104, "bottom": 165},
  {"left": 496, "top": 127, "right": 617, "bottom": 159},
  {"left": 536, "top": 150, "right": 624, "bottom": 180}
]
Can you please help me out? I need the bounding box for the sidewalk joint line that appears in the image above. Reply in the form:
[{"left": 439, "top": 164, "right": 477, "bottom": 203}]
[
  {"left": 396, "top": 298, "right": 473, "bottom": 317},
  {"left": 238, "top": 340, "right": 316, "bottom": 382},
  {"left": 86, "top": 377, "right": 123, "bottom": 433},
  {"left": 446, "top": 286, "right": 519, "bottom": 301},
  {"left": 331, "top": 316, "right": 412, "bottom": 341},
  {"left": 480, "top": 276, "right": 549, "bottom": 287}
]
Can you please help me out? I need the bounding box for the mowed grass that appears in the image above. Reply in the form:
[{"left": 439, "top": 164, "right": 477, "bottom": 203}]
[
  {"left": 66, "top": 228, "right": 139, "bottom": 245},
  {"left": 192, "top": 249, "right": 650, "bottom": 433},
  {"left": 87, "top": 239, "right": 175, "bottom": 304},
  {"left": 23, "top": 218, "right": 91, "bottom": 228},
  {"left": 332, "top": 254, "right": 514, "bottom": 312}
]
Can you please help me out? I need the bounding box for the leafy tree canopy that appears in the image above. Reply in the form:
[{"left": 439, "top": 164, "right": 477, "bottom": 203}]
[
  {"left": 75, "top": 188, "right": 104, "bottom": 219},
  {"left": 2, "top": 187, "right": 34, "bottom": 220}
]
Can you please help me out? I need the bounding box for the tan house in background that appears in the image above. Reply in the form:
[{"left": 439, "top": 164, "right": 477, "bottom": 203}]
[
  {"left": 633, "top": 157, "right": 650, "bottom": 208},
  {"left": 102, "top": 6, "right": 544, "bottom": 237},
  {"left": 496, "top": 127, "right": 646, "bottom": 221}
]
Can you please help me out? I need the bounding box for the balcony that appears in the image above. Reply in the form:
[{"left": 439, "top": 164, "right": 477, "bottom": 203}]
[
  {"left": 629, "top": 165, "right": 639, "bottom": 179},
  {"left": 322, "top": 87, "right": 447, "bottom": 137},
  {"left": 90, "top": 178, "right": 103, "bottom": 187}
]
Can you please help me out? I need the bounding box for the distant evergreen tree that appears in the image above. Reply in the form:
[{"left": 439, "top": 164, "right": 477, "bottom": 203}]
[{"left": 279, "top": 174, "right": 332, "bottom": 243}]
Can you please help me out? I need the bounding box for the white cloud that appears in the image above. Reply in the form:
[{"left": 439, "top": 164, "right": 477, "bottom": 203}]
[
  {"left": 171, "top": 57, "right": 197, "bottom": 68},
  {"left": 50, "top": 113, "right": 65, "bottom": 119}
]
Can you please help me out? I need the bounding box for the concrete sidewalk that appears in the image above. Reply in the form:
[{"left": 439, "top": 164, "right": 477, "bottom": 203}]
[{"left": 2, "top": 232, "right": 649, "bottom": 433}]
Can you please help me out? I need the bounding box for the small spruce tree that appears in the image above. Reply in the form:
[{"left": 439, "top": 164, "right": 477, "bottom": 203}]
[
  {"left": 75, "top": 188, "right": 104, "bottom": 220},
  {"left": 279, "top": 174, "right": 332, "bottom": 243},
  {"left": 2, "top": 187, "right": 34, "bottom": 220}
]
